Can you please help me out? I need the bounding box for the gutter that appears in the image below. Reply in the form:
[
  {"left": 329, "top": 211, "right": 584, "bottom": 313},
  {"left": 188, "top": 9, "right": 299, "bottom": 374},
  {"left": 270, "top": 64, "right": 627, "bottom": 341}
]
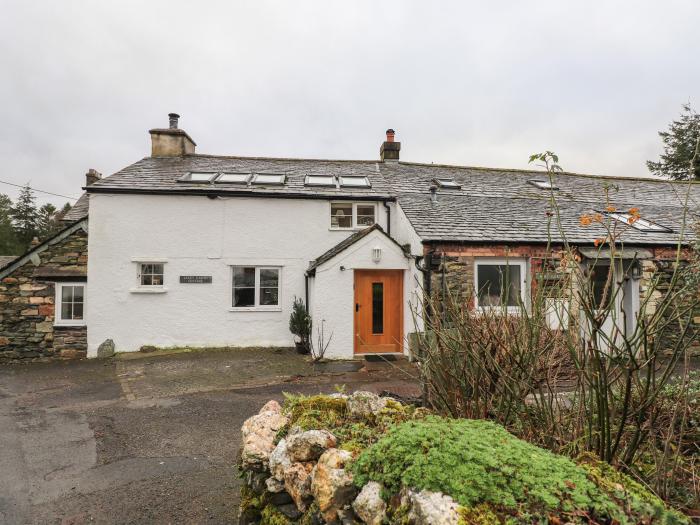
[
  {"left": 383, "top": 201, "right": 391, "bottom": 236},
  {"left": 86, "top": 186, "right": 396, "bottom": 203}
]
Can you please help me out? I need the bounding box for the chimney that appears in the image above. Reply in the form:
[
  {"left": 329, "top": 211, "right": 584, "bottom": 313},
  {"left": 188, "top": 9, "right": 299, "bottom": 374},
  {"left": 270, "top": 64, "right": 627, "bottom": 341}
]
[
  {"left": 85, "top": 169, "right": 102, "bottom": 186},
  {"left": 149, "top": 113, "right": 197, "bottom": 157},
  {"left": 380, "top": 128, "right": 400, "bottom": 162}
]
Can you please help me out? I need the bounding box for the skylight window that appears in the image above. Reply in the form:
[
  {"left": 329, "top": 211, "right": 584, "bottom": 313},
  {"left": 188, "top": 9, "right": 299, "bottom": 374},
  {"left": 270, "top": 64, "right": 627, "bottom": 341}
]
[
  {"left": 252, "top": 173, "right": 286, "bottom": 185},
  {"left": 182, "top": 172, "right": 216, "bottom": 183},
  {"left": 339, "top": 176, "right": 371, "bottom": 188},
  {"left": 215, "top": 173, "right": 251, "bottom": 184},
  {"left": 305, "top": 175, "right": 336, "bottom": 187},
  {"left": 434, "top": 179, "right": 461, "bottom": 189},
  {"left": 528, "top": 179, "right": 559, "bottom": 190},
  {"left": 607, "top": 212, "right": 671, "bottom": 233}
]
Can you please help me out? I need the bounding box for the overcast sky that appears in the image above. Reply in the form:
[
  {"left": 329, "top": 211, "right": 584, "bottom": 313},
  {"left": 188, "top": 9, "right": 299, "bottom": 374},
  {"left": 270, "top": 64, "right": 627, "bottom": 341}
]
[{"left": 0, "top": 1, "right": 698, "bottom": 207}]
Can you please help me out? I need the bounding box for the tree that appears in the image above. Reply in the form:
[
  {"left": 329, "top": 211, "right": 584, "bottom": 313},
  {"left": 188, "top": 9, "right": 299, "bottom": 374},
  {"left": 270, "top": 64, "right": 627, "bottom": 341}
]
[
  {"left": 0, "top": 194, "right": 22, "bottom": 255},
  {"left": 56, "top": 202, "right": 72, "bottom": 221},
  {"left": 10, "top": 184, "right": 38, "bottom": 249},
  {"left": 647, "top": 103, "right": 700, "bottom": 180},
  {"left": 37, "top": 203, "right": 60, "bottom": 239}
]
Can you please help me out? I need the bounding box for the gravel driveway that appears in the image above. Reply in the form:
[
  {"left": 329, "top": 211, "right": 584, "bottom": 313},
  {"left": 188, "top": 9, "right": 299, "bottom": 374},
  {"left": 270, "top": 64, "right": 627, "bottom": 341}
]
[{"left": 0, "top": 348, "right": 418, "bottom": 524}]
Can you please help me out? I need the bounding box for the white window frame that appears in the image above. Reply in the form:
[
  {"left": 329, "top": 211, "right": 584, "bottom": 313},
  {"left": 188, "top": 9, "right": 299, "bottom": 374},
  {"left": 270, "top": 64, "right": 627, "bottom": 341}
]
[
  {"left": 473, "top": 258, "right": 528, "bottom": 313},
  {"left": 130, "top": 259, "right": 168, "bottom": 294},
  {"left": 230, "top": 266, "right": 282, "bottom": 312},
  {"left": 329, "top": 202, "right": 377, "bottom": 230},
  {"left": 54, "top": 282, "right": 86, "bottom": 326}
]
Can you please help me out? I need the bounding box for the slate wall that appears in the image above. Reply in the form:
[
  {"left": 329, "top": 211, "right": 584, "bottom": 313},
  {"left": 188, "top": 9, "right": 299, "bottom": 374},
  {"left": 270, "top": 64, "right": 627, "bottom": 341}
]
[{"left": 0, "top": 227, "right": 88, "bottom": 363}]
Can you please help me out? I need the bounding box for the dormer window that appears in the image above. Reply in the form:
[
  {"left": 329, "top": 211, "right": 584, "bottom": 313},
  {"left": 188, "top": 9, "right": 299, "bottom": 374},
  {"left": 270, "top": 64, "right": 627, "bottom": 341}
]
[
  {"left": 181, "top": 172, "right": 216, "bottom": 183},
  {"left": 607, "top": 212, "right": 671, "bottom": 232},
  {"left": 305, "top": 175, "right": 336, "bottom": 187},
  {"left": 339, "top": 176, "right": 371, "bottom": 188},
  {"left": 215, "top": 173, "right": 251, "bottom": 184},
  {"left": 252, "top": 173, "right": 286, "bottom": 185},
  {"left": 528, "top": 179, "right": 559, "bottom": 190},
  {"left": 434, "top": 178, "right": 461, "bottom": 189}
]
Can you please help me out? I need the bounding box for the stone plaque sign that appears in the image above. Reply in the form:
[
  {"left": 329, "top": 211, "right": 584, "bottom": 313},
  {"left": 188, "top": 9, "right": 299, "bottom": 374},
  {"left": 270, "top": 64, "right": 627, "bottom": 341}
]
[{"left": 179, "top": 275, "right": 212, "bottom": 284}]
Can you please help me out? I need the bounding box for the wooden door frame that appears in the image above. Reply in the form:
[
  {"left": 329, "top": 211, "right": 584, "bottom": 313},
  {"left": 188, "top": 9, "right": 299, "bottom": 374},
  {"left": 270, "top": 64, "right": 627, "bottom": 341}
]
[{"left": 353, "top": 269, "right": 404, "bottom": 356}]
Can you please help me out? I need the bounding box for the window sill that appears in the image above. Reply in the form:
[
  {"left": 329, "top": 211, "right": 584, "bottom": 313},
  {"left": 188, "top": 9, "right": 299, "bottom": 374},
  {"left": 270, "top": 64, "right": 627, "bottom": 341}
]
[
  {"left": 54, "top": 321, "right": 87, "bottom": 327},
  {"left": 329, "top": 226, "right": 375, "bottom": 232},
  {"left": 130, "top": 287, "right": 168, "bottom": 294},
  {"left": 228, "top": 306, "right": 282, "bottom": 312}
]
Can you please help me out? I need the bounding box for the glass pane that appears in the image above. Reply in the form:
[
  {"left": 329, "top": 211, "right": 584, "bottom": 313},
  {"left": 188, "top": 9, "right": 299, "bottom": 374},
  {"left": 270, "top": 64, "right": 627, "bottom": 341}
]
[
  {"left": 339, "top": 177, "right": 370, "bottom": 187},
  {"left": 591, "top": 264, "right": 612, "bottom": 309},
  {"left": 234, "top": 287, "right": 255, "bottom": 307},
  {"left": 61, "top": 303, "right": 72, "bottom": 320},
  {"left": 188, "top": 172, "right": 213, "bottom": 182},
  {"left": 151, "top": 274, "right": 163, "bottom": 286},
  {"left": 141, "top": 264, "right": 152, "bottom": 275},
  {"left": 73, "top": 303, "right": 83, "bottom": 320},
  {"left": 372, "top": 282, "right": 384, "bottom": 334},
  {"left": 62, "top": 286, "right": 73, "bottom": 302},
  {"left": 141, "top": 274, "right": 153, "bottom": 286},
  {"left": 306, "top": 176, "right": 335, "bottom": 186},
  {"left": 356, "top": 205, "right": 375, "bottom": 226},
  {"left": 253, "top": 174, "right": 285, "bottom": 184},
  {"left": 152, "top": 264, "right": 164, "bottom": 275},
  {"left": 217, "top": 173, "right": 249, "bottom": 183},
  {"left": 259, "top": 287, "right": 279, "bottom": 306},
  {"left": 331, "top": 203, "right": 353, "bottom": 228},
  {"left": 233, "top": 267, "right": 255, "bottom": 287},
  {"left": 260, "top": 269, "right": 279, "bottom": 287},
  {"left": 477, "top": 264, "right": 521, "bottom": 307},
  {"left": 73, "top": 286, "right": 84, "bottom": 302}
]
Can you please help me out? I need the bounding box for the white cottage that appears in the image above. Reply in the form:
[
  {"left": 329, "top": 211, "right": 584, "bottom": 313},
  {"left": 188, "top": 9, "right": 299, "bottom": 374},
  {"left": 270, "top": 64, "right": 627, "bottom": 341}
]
[
  {"left": 73, "top": 114, "right": 694, "bottom": 361},
  {"left": 86, "top": 115, "right": 422, "bottom": 359}
]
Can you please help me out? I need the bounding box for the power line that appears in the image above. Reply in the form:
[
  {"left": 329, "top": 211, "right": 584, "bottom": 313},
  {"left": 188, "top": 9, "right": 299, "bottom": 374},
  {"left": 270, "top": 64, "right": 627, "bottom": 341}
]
[{"left": 0, "top": 179, "right": 79, "bottom": 201}]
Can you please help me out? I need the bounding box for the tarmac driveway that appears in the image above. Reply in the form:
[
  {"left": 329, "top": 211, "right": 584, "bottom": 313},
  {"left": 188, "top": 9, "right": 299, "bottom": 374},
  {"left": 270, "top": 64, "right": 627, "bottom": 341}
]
[{"left": 0, "top": 348, "right": 418, "bottom": 525}]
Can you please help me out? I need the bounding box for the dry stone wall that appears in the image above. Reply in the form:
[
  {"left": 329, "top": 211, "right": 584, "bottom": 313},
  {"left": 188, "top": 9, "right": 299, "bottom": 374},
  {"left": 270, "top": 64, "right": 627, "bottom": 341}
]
[{"left": 0, "top": 227, "right": 88, "bottom": 363}]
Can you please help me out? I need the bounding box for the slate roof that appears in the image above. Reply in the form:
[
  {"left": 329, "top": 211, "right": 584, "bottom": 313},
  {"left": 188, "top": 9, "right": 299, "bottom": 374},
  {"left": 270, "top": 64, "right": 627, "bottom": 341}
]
[
  {"left": 87, "top": 153, "right": 700, "bottom": 246},
  {"left": 62, "top": 193, "right": 89, "bottom": 222}
]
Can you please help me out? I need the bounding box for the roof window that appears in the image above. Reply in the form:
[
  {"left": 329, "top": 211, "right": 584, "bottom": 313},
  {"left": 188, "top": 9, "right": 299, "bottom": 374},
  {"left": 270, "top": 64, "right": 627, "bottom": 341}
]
[
  {"left": 181, "top": 172, "right": 216, "bottom": 183},
  {"left": 433, "top": 178, "right": 461, "bottom": 189},
  {"left": 607, "top": 212, "right": 671, "bottom": 233},
  {"left": 339, "top": 176, "right": 371, "bottom": 188},
  {"left": 215, "top": 173, "right": 251, "bottom": 184},
  {"left": 528, "top": 179, "right": 559, "bottom": 190},
  {"left": 252, "top": 173, "right": 286, "bottom": 185},
  {"left": 305, "top": 175, "right": 336, "bottom": 187}
]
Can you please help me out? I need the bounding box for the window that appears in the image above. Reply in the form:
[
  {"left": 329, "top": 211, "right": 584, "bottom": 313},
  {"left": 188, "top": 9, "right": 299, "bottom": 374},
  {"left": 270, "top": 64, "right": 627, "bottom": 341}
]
[
  {"left": 55, "top": 283, "right": 85, "bottom": 326},
  {"left": 433, "top": 178, "right": 461, "bottom": 189},
  {"left": 330, "top": 202, "right": 376, "bottom": 229},
  {"left": 252, "top": 173, "right": 286, "bottom": 185},
  {"left": 139, "top": 263, "right": 164, "bottom": 286},
  {"left": 339, "top": 176, "right": 371, "bottom": 188},
  {"left": 474, "top": 259, "right": 526, "bottom": 312},
  {"left": 215, "top": 173, "right": 251, "bottom": 184},
  {"left": 607, "top": 212, "right": 671, "bottom": 232},
  {"left": 232, "top": 266, "right": 281, "bottom": 309},
  {"left": 528, "top": 179, "right": 559, "bottom": 190},
  {"left": 372, "top": 282, "right": 384, "bottom": 334},
  {"left": 181, "top": 172, "right": 216, "bottom": 182},
  {"left": 305, "top": 175, "right": 336, "bottom": 187}
]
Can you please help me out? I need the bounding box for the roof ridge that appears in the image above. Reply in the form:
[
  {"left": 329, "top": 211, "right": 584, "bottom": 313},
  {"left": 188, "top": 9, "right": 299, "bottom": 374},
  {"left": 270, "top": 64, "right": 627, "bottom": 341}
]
[
  {"left": 394, "top": 160, "right": 699, "bottom": 185},
  {"left": 182, "top": 153, "right": 379, "bottom": 164}
]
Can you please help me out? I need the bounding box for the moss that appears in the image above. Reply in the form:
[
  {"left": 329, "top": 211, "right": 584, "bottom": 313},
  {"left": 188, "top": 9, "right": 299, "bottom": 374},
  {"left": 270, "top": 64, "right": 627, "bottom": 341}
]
[
  {"left": 458, "top": 504, "right": 502, "bottom": 525},
  {"left": 352, "top": 417, "right": 688, "bottom": 524},
  {"left": 579, "top": 454, "right": 689, "bottom": 525},
  {"left": 239, "top": 485, "right": 265, "bottom": 522},
  {"left": 260, "top": 504, "right": 291, "bottom": 525}
]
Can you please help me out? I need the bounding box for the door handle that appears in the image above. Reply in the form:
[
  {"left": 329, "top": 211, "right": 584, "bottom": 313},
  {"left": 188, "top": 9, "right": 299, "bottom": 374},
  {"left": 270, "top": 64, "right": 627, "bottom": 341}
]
[{"left": 355, "top": 303, "right": 360, "bottom": 312}]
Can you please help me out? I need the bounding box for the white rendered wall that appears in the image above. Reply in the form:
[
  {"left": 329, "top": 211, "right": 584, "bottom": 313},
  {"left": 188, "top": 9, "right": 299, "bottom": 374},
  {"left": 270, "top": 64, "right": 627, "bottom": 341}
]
[
  {"left": 309, "top": 229, "right": 414, "bottom": 359},
  {"left": 86, "top": 193, "right": 390, "bottom": 357}
]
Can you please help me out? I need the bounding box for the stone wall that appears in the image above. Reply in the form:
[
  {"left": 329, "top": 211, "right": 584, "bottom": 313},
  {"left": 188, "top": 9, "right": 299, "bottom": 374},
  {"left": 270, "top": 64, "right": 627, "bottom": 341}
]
[{"left": 0, "top": 225, "right": 88, "bottom": 363}]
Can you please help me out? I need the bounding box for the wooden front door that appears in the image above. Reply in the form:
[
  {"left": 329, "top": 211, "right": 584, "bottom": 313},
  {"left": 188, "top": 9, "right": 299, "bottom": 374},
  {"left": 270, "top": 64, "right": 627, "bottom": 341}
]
[{"left": 354, "top": 270, "right": 403, "bottom": 354}]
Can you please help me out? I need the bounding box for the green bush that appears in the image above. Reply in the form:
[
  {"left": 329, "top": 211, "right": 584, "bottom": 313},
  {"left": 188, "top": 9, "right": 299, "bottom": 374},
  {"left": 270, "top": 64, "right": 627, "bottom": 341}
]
[{"left": 352, "top": 417, "right": 688, "bottom": 524}]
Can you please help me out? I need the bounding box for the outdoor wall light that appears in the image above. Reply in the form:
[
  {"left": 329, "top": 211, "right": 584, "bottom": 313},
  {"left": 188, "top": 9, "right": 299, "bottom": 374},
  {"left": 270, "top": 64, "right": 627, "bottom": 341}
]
[{"left": 372, "top": 246, "right": 382, "bottom": 263}]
